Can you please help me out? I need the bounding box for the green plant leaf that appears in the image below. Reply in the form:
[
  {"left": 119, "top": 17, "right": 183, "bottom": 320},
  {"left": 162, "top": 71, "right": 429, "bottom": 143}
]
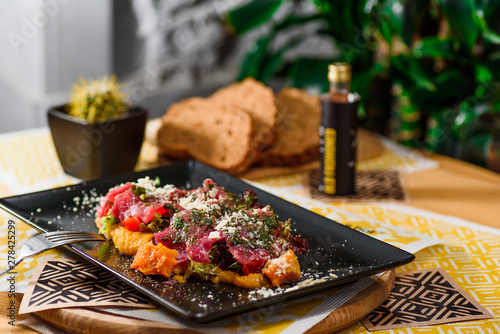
[
  {"left": 476, "top": 0, "right": 500, "bottom": 18},
  {"left": 475, "top": 64, "right": 492, "bottom": 84},
  {"left": 382, "top": 0, "right": 405, "bottom": 43},
  {"left": 351, "top": 66, "right": 387, "bottom": 119},
  {"left": 370, "top": 1, "right": 393, "bottom": 45},
  {"left": 226, "top": 0, "right": 283, "bottom": 35},
  {"left": 272, "top": 13, "right": 327, "bottom": 32},
  {"left": 483, "top": 30, "right": 500, "bottom": 44},
  {"left": 398, "top": 66, "right": 475, "bottom": 115},
  {"left": 321, "top": 2, "right": 353, "bottom": 42},
  {"left": 473, "top": 8, "right": 500, "bottom": 45},
  {"left": 412, "top": 37, "right": 456, "bottom": 59},
  {"left": 287, "top": 57, "right": 338, "bottom": 94},
  {"left": 342, "top": 2, "right": 356, "bottom": 39},
  {"left": 486, "top": 52, "right": 500, "bottom": 83},
  {"left": 375, "top": 0, "right": 427, "bottom": 47},
  {"left": 391, "top": 55, "right": 437, "bottom": 92},
  {"left": 237, "top": 32, "right": 309, "bottom": 83},
  {"left": 378, "top": 21, "right": 393, "bottom": 46},
  {"left": 489, "top": 84, "right": 500, "bottom": 110},
  {"left": 237, "top": 36, "right": 270, "bottom": 81},
  {"left": 259, "top": 53, "right": 287, "bottom": 84},
  {"left": 259, "top": 36, "right": 305, "bottom": 83},
  {"left": 309, "top": 0, "right": 334, "bottom": 14},
  {"left": 401, "top": 0, "right": 427, "bottom": 46},
  {"left": 438, "top": 0, "right": 479, "bottom": 52}
]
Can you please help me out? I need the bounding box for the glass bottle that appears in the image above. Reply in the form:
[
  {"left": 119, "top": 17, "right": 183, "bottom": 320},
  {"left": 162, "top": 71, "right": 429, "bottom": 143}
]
[{"left": 318, "top": 62, "right": 360, "bottom": 196}]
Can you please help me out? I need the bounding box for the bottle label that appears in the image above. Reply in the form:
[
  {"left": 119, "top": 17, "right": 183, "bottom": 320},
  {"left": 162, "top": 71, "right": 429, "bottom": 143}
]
[{"left": 323, "top": 127, "right": 336, "bottom": 194}]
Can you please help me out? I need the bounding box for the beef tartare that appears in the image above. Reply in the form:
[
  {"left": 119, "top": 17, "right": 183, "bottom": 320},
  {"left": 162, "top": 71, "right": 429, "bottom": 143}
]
[{"left": 96, "top": 177, "right": 308, "bottom": 289}]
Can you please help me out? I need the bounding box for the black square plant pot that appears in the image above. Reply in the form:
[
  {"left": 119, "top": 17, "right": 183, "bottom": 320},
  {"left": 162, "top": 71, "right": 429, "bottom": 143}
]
[{"left": 48, "top": 105, "right": 148, "bottom": 180}]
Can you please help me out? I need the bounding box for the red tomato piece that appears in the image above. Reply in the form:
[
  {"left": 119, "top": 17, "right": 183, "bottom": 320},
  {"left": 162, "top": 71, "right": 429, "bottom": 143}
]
[
  {"left": 143, "top": 205, "right": 168, "bottom": 224},
  {"left": 122, "top": 216, "right": 142, "bottom": 232}
]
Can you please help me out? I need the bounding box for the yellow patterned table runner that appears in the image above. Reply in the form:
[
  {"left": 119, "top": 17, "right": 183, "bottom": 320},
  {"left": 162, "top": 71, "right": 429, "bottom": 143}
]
[{"left": 1, "top": 128, "right": 499, "bottom": 334}]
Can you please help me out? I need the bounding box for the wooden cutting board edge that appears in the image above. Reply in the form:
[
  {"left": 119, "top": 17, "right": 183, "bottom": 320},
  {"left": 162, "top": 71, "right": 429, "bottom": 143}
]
[
  {"left": 307, "top": 270, "right": 394, "bottom": 334},
  {"left": 30, "top": 270, "right": 394, "bottom": 334}
]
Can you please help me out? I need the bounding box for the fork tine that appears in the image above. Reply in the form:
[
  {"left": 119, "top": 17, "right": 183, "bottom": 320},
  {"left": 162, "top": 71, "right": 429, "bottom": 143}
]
[
  {"left": 44, "top": 231, "right": 99, "bottom": 237},
  {"left": 43, "top": 231, "right": 87, "bottom": 236},
  {"left": 51, "top": 236, "right": 104, "bottom": 244},
  {"left": 50, "top": 235, "right": 105, "bottom": 241},
  {"left": 46, "top": 234, "right": 105, "bottom": 244},
  {"left": 49, "top": 240, "right": 102, "bottom": 247},
  {"left": 46, "top": 233, "right": 101, "bottom": 240},
  {"left": 48, "top": 236, "right": 104, "bottom": 243},
  {"left": 45, "top": 231, "right": 103, "bottom": 240}
]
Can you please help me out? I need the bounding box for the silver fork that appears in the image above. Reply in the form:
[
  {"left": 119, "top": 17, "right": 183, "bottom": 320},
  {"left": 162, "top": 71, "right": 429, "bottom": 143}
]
[{"left": 0, "top": 231, "right": 105, "bottom": 277}]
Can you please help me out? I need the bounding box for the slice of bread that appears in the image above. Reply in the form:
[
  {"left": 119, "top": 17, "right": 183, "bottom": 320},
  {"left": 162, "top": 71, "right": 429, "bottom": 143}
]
[
  {"left": 258, "top": 87, "right": 321, "bottom": 166},
  {"left": 209, "top": 77, "right": 279, "bottom": 151},
  {"left": 157, "top": 97, "right": 256, "bottom": 175}
]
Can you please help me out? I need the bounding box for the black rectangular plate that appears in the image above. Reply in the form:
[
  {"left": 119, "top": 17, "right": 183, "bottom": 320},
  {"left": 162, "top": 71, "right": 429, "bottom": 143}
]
[{"left": 0, "top": 160, "right": 414, "bottom": 322}]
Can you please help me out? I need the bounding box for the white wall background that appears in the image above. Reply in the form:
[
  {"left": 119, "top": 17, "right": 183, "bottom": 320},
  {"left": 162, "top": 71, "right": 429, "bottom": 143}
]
[{"left": 0, "top": 0, "right": 112, "bottom": 133}]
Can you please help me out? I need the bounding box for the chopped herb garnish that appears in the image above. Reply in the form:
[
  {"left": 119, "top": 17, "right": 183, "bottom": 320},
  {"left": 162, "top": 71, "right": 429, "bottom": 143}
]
[
  {"left": 173, "top": 217, "right": 185, "bottom": 229},
  {"left": 139, "top": 222, "right": 152, "bottom": 232},
  {"left": 99, "top": 214, "right": 117, "bottom": 234},
  {"left": 131, "top": 185, "right": 146, "bottom": 200},
  {"left": 164, "top": 203, "right": 179, "bottom": 214},
  {"left": 147, "top": 213, "right": 169, "bottom": 233},
  {"left": 228, "top": 261, "right": 242, "bottom": 271}
]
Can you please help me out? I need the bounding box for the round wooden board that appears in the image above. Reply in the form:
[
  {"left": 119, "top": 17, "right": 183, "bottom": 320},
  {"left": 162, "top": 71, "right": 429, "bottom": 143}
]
[{"left": 32, "top": 270, "right": 394, "bottom": 334}]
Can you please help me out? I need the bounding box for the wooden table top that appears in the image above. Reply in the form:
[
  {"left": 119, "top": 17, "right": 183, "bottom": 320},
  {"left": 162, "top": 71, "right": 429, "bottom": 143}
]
[
  {"left": 406, "top": 153, "right": 500, "bottom": 229},
  {"left": 2, "top": 150, "right": 500, "bottom": 333}
]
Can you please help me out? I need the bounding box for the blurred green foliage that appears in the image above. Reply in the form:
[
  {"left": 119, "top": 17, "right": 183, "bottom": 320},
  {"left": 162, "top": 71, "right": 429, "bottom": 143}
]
[{"left": 225, "top": 0, "right": 500, "bottom": 172}]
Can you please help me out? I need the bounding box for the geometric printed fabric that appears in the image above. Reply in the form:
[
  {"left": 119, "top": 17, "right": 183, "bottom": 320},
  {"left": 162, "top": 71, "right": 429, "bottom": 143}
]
[
  {"left": 19, "top": 259, "right": 156, "bottom": 313},
  {"left": 308, "top": 169, "right": 408, "bottom": 202},
  {"left": 361, "top": 268, "right": 493, "bottom": 331}
]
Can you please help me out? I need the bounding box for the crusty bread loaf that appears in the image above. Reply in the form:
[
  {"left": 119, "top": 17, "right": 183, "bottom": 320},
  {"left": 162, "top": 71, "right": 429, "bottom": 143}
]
[
  {"left": 209, "top": 77, "right": 279, "bottom": 151},
  {"left": 155, "top": 81, "right": 320, "bottom": 173},
  {"left": 157, "top": 97, "right": 256, "bottom": 174},
  {"left": 258, "top": 87, "right": 321, "bottom": 166}
]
